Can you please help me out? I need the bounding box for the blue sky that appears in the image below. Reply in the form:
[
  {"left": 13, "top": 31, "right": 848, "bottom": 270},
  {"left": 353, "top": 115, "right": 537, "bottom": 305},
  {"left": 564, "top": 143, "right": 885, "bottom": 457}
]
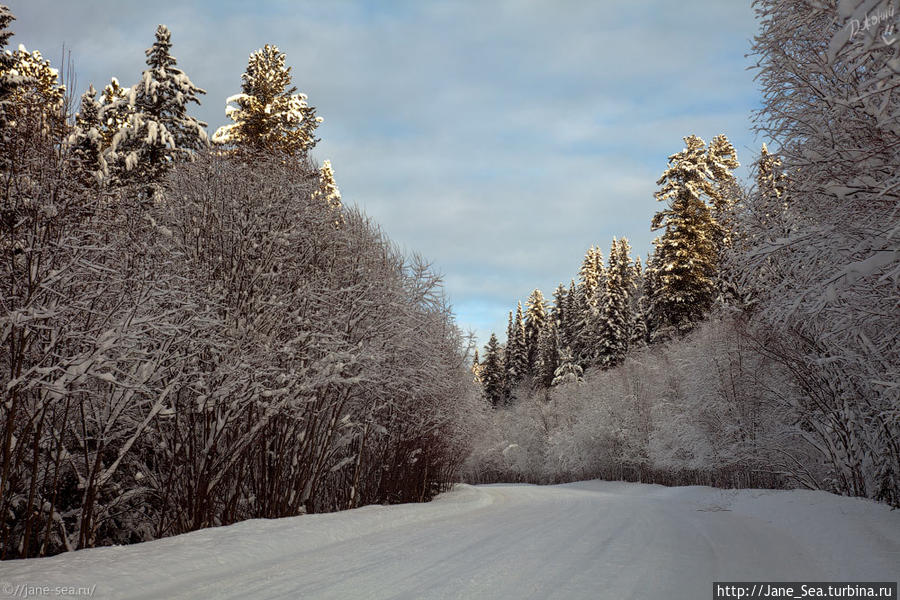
[{"left": 9, "top": 0, "right": 763, "bottom": 349}]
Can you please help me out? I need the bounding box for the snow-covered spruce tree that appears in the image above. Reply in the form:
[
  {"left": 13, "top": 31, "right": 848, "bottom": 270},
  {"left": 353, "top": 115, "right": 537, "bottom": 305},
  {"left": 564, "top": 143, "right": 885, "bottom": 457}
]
[
  {"left": 550, "top": 283, "right": 566, "bottom": 328},
  {"left": 0, "top": 4, "right": 17, "bottom": 141},
  {"left": 98, "top": 78, "right": 130, "bottom": 149},
  {"left": 560, "top": 279, "right": 579, "bottom": 352},
  {"left": 642, "top": 253, "right": 661, "bottom": 341},
  {"left": 481, "top": 334, "right": 507, "bottom": 407},
  {"left": 628, "top": 256, "right": 649, "bottom": 349},
  {"left": 110, "top": 25, "right": 207, "bottom": 188},
  {"left": 595, "top": 237, "right": 633, "bottom": 369},
  {"left": 536, "top": 320, "right": 560, "bottom": 388},
  {"left": 523, "top": 289, "right": 548, "bottom": 378},
  {"left": 726, "top": 143, "right": 791, "bottom": 309},
  {"left": 1, "top": 46, "right": 66, "bottom": 145},
  {"left": 574, "top": 246, "right": 604, "bottom": 365},
  {"left": 551, "top": 347, "right": 583, "bottom": 387},
  {"left": 311, "top": 159, "right": 344, "bottom": 225},
  {"left": 747, "top": 0, "right": 900, "bottom": 506},
  {"left": 213, "top": 44, "right": 320, "bottom": 156},
  {"left": 706, "top": 135, "right": 744, "bottom": 306},
  {"left": 650, "top": 134, "right": 738, "bottom": 340},
  {"left": 68, "top": 84, "right": 106, "bottom": 188},
  {"left": 471, "top": 348, "right": 482, "bottom": 383},
  {"left": 504, "top": 303, "right": 528, "bottom": 389}
]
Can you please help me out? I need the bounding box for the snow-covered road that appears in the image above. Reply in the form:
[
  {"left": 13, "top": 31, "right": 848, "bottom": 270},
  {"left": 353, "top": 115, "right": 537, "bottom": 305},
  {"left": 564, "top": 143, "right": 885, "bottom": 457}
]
[{"left": 2, "top": 481, "right": 898, "bottom": 599}]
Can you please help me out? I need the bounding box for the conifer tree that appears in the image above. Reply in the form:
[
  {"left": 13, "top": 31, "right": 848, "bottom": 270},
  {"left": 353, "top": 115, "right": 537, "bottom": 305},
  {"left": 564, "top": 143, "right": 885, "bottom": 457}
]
[
  {"left": 314, "top": 160, "right": 342, "bottom": 210},
  {"left": 68, "top": 85, "right": 105, "bottom": 188},
  {"left": 471, "top": 348, "right": 482, "bottom": 384},
  {"left": 650, "top": 134, "right": 738, "bottom": 338},
  {"left": 505, "top": 303, "right": 528, "bottom": 387},
  {"left": 595, "top": 238, "right": 633, "bottom": 368},
  {"left": 213, "top": 44, "right": 321, "bottom": 156},
  {"left": 312, "top": 159, "right": 344, "bottom": 225},
  {"left": 560, "top": 279, "right": 579, "bottom": 351},
  {"left": 98, "top": 78, "right": 130, "bottom": 149},
  {"left": 628, "top": 256, "right": 649, "bottom": 349},
  {"left": 111, "top": 25, "right": 207, "bottom": 187},
  {"left": 481, "top": 334, "right": 506, "bottom": 407},
  {"left": 550, "top": 283, "right": 566, "bottom": 329},
  {"left": 3, "top": 46, "right": 65, "bottom": 133},
  {"left": 643, "top": 254, "right": 661, "bottom": 341},
  {"left": 523, "top": 289, "right": 548, "bottom": 378},
  {"left": 536, "top": 321, "right": 560, "bottom": 388},
  {"left": 574, "top": 246, "right": 605, "bottom": 365},
  {"left": 751, "top": 143, "right": 790, "bottom": 240},
  {"left": 551, "top": 347, "right": 583, "bottom": 387},
  {"left": 0, "top": 5, "right": 17, "bottom": 138}
]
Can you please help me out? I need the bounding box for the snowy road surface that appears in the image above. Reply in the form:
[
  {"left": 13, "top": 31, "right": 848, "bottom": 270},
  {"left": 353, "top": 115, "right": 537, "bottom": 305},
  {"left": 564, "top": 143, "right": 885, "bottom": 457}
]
[{"left": 2, "top": 481, "right": 898, "bottom": 599}]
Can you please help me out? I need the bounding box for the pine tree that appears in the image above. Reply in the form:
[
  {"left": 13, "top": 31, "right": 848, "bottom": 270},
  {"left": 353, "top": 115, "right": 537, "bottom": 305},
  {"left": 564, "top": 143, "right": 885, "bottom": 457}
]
[
  {"left": 536, "top": 321, "right": 560, "bottom": 388},
  {"left": 504, "top": 303, "right": 527, "bottom": 388},
  {"left": 98, "top": 78, "right": 130, "bottom": 149},
  {"left": 68, "top": 85, "right": 105, "bottom": 188},
  {"left": 628, "top": 256, "right": 649, "bottom": 349},
  {"left": 213, "top": 44, "right": 321, "bottom": 156},
  {"left": 650, "top": 134, "right": 738, "bottom": 338},
  {"left": 643, "top": 253, "right": 661, "bottom": 341},
  {"left": 4, "top": 46, "right": 65, "bottom": 131},
  {"left": 0, "top": 4, "right": 17, "bottom": 139},
  {"left": 560, "top": 279, "right": 578, "bottom": 352},
  {"left": 550, "top": 283, "right": 566, "bottom": 329},
  {"left": 0, "top": 45, "right": 66, "bottom": 171},
  {"left": 312, "top": 159, "right": 344, "bottom": 225},
  {"left": 523, "top": 289, "right": 547, "bottom": 378},
  {"left": 752, "top": 143, "right": 789, "bottom": 239},
  {"left": 471, "top": 348, "right": 482, "bottom": 384},
  {"left": 574, "top": 246, "right": 604, "bottom": 366},
  {"left": 314, "top": 160, "right": 342, "bottom": 210},
  {"left": 595, "top": 237, "right": 633, "bottom": 368},
  {"left": 551, "top": 347, "right": 583, "bottom": 387},
  {"left": 481, "top": 334, "right": 506, "bottom": 407},
  {"left": 111, "top": 25, "right": 207, "bottom": 187}
]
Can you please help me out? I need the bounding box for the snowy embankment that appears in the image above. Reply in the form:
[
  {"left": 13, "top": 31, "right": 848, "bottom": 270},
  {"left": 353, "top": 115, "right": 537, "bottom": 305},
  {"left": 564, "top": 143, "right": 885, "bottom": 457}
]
[{"left": 1, "top": 482, "right": 897, "bottom": 600}]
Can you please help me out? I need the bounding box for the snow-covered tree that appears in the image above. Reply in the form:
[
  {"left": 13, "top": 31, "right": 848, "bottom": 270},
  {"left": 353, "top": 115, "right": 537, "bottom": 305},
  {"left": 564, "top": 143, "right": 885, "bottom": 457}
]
[
  {"left": 98, "top": 78, "right": 130, "bottom": 150},
  {"left": 471, "top": 348, "right": 482, "bottom": 383},
  {"left": 481, "top": 334, "right": 506, "bottom": 407},
  {"left": 595, "top": 237, "right": 633, "bottom": 368},
  {"left": 551, "top": 347, "right": 583, "bottom": 387},
  {"left": 1, "top": 45, "right": 65, "bottom": 137},
  {"left": 550, "top": 283, "right": 566, "bottom": 328},
  {"left": 68, "top": 84, "right": 106, "bottom": 187},
  {"left": 213, "top": 44, "right": 321, "bottom": 156},
  {"left": 560, "top": 279, "right": 579, "bottom": 352},
  {"left": 574, "top": 246, "right": 604, "bottom": 365},
  {"left": 523, "top": 289, "right": 548, "bottom": 378},
  {"left": 110, "top": 25, "right": 207, "bottom": 187},
  {"left": 0, "top": 4, "right": 17, "bottom": 139},
  {"left": 747, "top": 0, "right": 900, "bottom": 506},
  {"left": 311, "top": 159, "right": 344, "bottom": 225},
  {"left": 536, "top": 320, "right": 560, "bottom": 388},
  {"left": 505, "top": 303, "right": 528, "bottom": 388},
  {"left": 650, "top": 134, "right": 737, "bottom": 339},
  {"left": 628, "top": 256, "right": 649, "bottom": 349}
]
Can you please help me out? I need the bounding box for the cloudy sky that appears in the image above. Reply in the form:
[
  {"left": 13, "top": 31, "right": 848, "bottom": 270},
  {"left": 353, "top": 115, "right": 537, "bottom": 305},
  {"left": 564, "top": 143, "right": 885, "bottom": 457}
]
[{"left": 9, "top": 0, "right": 763, "bottom": 349}]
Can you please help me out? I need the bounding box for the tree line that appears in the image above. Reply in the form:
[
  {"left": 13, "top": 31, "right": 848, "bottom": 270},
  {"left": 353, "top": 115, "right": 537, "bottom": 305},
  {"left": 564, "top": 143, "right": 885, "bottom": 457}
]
[
  {"left": 468, "top": 0, "right": 898, "bottom": 509},
  {"left": 0, "top": 10, "right": 480, "bottom": 559},
  {"left": 475, "top": 134, "right": 741, "bottom": 405}
]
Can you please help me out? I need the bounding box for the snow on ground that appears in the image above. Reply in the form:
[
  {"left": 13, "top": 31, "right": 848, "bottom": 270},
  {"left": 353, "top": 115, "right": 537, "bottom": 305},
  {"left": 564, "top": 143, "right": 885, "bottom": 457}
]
[{"left": 1, "top": 481, "right": 897, "bottom": 599}]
